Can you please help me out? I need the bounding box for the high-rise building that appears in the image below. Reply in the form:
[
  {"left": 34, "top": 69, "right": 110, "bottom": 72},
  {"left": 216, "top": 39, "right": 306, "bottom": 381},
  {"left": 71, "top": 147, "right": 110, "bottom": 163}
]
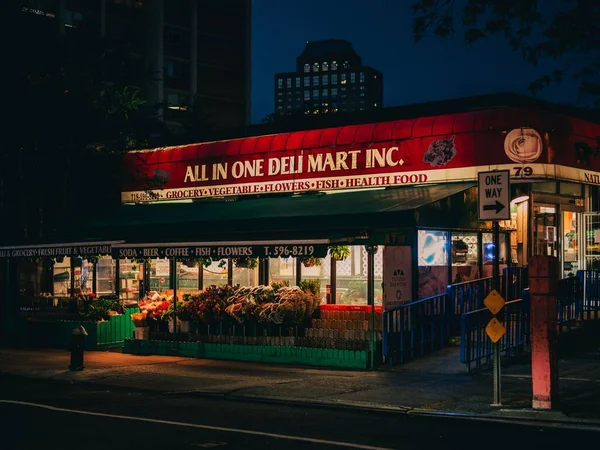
[
  {"left": 274, "top": 39, "right": 383, "bottom": 116},
  {"left": 19, "top": 0, "right": 251, "bottom": 129}
]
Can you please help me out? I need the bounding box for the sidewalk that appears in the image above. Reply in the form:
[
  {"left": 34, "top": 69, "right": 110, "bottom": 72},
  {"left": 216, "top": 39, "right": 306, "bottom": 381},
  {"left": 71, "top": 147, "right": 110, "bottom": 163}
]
[{"left": 1, "top": 345, "right": 599, "bottom": 429}]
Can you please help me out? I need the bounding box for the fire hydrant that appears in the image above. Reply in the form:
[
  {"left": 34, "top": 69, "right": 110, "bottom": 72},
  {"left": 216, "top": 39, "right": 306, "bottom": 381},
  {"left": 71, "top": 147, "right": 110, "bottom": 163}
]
[{"left": 69, "top": 325, "right": 88, "bottom": 371}]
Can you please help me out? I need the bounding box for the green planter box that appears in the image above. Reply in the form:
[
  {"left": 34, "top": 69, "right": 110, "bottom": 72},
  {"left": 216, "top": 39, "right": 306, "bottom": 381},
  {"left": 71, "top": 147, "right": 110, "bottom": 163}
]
[
  {"left": 123, "top": 339, "right": 369, "bottom": 369},
  {"left": 9, "top": 308, "right": 139, "bottom": 351}
]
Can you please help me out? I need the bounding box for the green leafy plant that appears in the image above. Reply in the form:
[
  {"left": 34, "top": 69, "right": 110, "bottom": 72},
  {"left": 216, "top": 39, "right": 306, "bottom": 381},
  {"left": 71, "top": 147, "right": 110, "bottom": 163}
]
[
  {"left": 298, "top": 256, "right": 321, "bottom": 267},
  {"left": 299, "top": 279, "right": 320, "bottom": 296},
  {"left": 329, "top": 245, "right": 350, "bottom": 261},
  {"left": 233, "top": 257, "right": 259, "bottom": 269}
]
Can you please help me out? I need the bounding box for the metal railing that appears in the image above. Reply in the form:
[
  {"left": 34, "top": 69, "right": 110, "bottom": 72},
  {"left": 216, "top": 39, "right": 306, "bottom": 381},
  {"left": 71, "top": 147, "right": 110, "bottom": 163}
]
[
  {"left": 557, "top": 276, "right": 581, "bottom": 332},
  {"left": 382, "top": 267, "right": 529, "bottom": 366},
  {"left": 382, "top": 293, "right": 452, "bottom": 365},
  {"left": 460, "top": 289, "right": 530, "bottom": 372},
  {"left": 577, "top": 270, "right": 600, "bottom": 321}
]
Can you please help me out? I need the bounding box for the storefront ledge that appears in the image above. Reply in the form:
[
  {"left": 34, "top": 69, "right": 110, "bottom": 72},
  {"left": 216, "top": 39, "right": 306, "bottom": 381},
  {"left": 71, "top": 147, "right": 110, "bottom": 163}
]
[
  {"left": 123, "top": 339, "right": 370, "bottom": 369},
  {"left": 7, "top": 309, "right": 138, "bottom": 351}
]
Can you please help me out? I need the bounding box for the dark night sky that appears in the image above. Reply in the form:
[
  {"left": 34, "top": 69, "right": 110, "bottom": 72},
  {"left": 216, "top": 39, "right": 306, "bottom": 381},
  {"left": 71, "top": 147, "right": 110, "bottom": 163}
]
[{"left": 251, "top": 0, "right": 583, "bottom": 124}]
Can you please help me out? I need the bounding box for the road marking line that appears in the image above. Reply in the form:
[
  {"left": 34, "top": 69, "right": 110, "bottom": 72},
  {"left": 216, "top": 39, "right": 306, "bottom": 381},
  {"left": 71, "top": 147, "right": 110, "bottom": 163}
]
[{"left": 0, "top": 400, "right": 394, "bottom": 450}]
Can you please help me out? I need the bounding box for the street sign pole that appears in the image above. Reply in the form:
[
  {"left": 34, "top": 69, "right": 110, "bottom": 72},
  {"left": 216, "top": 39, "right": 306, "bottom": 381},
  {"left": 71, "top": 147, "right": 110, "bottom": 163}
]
[
  {"left": 477, "top": 169, "right": 509, "bottom": 407},
  {"left": 492, "top": 219, "right": 501, "bottom": 406}
]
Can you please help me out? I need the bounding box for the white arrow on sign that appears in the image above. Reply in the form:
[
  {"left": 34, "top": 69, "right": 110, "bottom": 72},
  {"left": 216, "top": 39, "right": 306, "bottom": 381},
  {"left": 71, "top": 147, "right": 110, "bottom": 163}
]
[{"left": 478, "top": 170, "right": 511, "bottom": 221}]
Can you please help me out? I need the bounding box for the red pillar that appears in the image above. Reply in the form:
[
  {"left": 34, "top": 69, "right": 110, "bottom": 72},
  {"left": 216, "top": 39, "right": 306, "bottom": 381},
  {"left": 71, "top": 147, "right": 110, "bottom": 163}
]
[{"left": 528, "top": 255, "right": 560, "bottom": 409}]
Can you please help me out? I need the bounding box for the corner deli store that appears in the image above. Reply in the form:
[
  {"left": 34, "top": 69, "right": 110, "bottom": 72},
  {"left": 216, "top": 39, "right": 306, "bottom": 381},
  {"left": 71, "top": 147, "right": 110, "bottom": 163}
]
[{"left": 3, "top": 104, "right": 600, "bottom": 365}]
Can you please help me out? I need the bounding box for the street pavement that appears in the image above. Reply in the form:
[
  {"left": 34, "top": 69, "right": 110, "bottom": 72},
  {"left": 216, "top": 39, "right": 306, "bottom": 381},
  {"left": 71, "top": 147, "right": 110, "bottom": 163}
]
[
  {"left": 1, "top": 345, "right": 599, "bottom": 428},
  {"left": 1, "top": 374, "right": 598, "bottom": 450}
]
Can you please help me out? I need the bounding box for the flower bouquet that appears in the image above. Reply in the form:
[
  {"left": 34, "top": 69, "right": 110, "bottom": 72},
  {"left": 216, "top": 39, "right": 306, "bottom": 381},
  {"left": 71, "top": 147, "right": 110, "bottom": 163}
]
[{"left": 131, "top": 311, "right": 149, "bottom": 340}]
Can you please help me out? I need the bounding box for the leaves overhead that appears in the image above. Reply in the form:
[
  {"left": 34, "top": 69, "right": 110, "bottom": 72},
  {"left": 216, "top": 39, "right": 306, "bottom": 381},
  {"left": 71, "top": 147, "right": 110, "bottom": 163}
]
[{"left": 411, "top": 0, "right": 600, "bottom": 103}]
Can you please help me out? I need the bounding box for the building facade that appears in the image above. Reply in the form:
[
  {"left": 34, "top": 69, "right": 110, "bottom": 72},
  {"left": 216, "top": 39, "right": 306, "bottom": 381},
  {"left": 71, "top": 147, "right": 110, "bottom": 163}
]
[
  {"left": 274, "top": 39, "right": 383, "bottom": 116},
  {"left": 20, "top": 0, "right": 251, "bottom": 128}
]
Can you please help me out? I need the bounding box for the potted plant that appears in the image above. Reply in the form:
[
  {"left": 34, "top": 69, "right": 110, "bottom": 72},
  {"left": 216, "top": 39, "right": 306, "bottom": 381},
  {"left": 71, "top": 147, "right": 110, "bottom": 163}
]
[
  {"left": 298, "top": 256, "right": 321, "bottom": 267},
  {"left": 329, "top": 245, "right": 350, "bottom": 261},
  {"left": 233, "top": 257, "right": 259, "bottom": 269},
  {"left": 131, "top": 311, "right": 149, "bottom": 339}
]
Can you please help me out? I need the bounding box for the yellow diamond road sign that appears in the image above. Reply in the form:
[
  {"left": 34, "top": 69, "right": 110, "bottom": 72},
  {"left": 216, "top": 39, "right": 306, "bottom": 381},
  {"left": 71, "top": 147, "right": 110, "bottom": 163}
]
[
  {"left": 486, "top": 317, "right": 506, "bottom": 343},
  {"left": 484, "top": 289, "right": 505, "bottom": 315}
]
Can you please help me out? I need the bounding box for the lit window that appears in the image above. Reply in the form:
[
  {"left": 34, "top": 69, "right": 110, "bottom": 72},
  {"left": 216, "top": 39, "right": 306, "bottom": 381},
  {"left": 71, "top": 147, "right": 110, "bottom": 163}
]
[
  {"left": 360, "top": 72, "right": 365, "bottom": 83},
  {"left": 350, "top": 73, "right": 356, "bottom": 83},
  {"left": 286, "top": 105, "right": 292, "bottom": 109},
  {"left": 286, "top": 78, "right": 292, "bottom": 88},
  {"left": 278, "top": 98, "right": 283, "bottom": 103},
  {"left": 287, "top": 91, "right": 292, "bottom": 95},
  {"left": 341, "top": 73, "right": 347, "bottom": 84},
  {"left": 304, "top": 76, "right": 310, "bottom": 86},
  {"left": 360, "top": 92, "right": 365, "bottom": 97},
  {"left": 331, "top": 88, "right": 338, "bottom": 96},
  {"left": 312, "top": 75, "right": 319, "bottom": 86},
  {"left": 323, "top": 88, "right": 328, "bottom": 97},
  {"left": 296, "top": 77, "right": 301, "bottom": 88},
  {"left": 322, "top": 75, "right": 328, "bottom": 85},
  {"left": 374, "top": 103, "right": 378, "bottom": 107},
  {"left": 343, "top": 61, "right": 349, "bottom": 68},
  {"left": 332, "top": 61, "right": 338, "bottom": 70},
  {"left": 360, "top": 107, "right": 364, "bottom": 111},
  {"left": 322, "top": 62, "right": 329, "bottom": 71},
  {"left": 331, "top": 74, "right": 338, "bottom": 84},
  {"left": 278, "top": 92, "right": 283, "bottom": 96},
  {"left": 304, "top": 90, "right": 310, "bottom": 100},
  {"left": 277, "top": 78, "right": 283, "bottom": 89},
  {"left": 313, "top": 63, "right": 319, "bottom": 72},
  {"left": 313, "top": 89, "right": 319, "bottom": 98},
  {"left": 278, "top": 105, "right": 283, "bottom": 110},
  {"left": 304, "top": 64, "right": 310, "bottom": 73},
  {"left": 360, "top": 85, "right": 365, "bottom": 90}
]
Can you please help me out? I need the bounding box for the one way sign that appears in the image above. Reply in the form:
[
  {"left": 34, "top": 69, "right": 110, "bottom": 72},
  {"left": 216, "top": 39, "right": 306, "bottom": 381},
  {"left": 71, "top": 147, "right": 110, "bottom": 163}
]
[{"left": 478, "top": 170, "right": 510, "bottom": 221}]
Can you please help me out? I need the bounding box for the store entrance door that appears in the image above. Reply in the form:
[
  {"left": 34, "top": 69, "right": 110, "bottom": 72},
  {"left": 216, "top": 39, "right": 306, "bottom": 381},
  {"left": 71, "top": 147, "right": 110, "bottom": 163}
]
[
  {"left": 562, "top": 209, "right": 580, "bottom": 278},
  {"left": 533, "top": 204, "right": 558, "bottom": 258}
]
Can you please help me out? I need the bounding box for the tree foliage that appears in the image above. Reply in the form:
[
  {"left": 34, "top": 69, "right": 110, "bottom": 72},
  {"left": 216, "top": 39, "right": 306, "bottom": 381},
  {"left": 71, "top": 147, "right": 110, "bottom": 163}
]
[{"left": 411, "top": 0, "right": 600, "bottom": 104}]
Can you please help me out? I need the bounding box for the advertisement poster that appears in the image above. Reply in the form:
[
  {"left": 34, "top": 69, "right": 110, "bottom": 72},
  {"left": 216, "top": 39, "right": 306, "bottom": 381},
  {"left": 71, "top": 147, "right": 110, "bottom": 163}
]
[
  {"left": 383, "top": 246, "right": 413, "bottom": 310},
  {"left": 155, "top": 259, "right": 170, "bottom": 277}
]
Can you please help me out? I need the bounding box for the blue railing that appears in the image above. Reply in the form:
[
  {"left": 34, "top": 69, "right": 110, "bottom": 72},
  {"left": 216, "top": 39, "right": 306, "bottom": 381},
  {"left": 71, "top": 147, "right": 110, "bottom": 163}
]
[
  {"left": 382, "top": 293, "right": 452, "bottom": 365},
  {"left": 382, "top": 267, "right": 529, "bottom": 366},
  {"left": 577, "top": 270, "right": 600, "bottom": 321},
  {"left": 460, "top": 289, "right": 530, "bottom": 372},
  {"left": 557, "top": 276, "right": 581, "bottom": 332}
]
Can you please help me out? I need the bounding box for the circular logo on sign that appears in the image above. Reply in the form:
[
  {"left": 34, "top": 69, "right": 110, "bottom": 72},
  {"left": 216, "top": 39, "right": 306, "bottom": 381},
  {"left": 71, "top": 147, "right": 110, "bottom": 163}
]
[
  {"left": 160, "top": 277, "right": 165, "bottom": 284},
  {"left": 504, "top": 128, "right": 542, "bottom": 163}
]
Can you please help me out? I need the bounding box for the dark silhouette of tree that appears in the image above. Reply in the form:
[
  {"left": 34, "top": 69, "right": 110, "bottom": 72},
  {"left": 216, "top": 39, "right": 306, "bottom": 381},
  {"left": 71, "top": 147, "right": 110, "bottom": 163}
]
[{"left": 412, "top": 0, "right": 599, "bottom": 105}]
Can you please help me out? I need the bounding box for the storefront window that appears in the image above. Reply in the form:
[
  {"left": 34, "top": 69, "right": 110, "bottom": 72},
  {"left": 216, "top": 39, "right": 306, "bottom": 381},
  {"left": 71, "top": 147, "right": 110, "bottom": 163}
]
[
  {"left": 584, "top": 213, "right": 600, "bottom": 270},
  {"left": 269, "top": 257, "right": 296, "bottom": 286},
  {"left": 300, "top": 254, "right": 330, "bottom": 302},
  {"left": 97, "top": 257, "right": 116, "bottom": 296},
  {"left": 233, "top": 258, "right": 259, "bottom": 287},
  {"left": 73, "top": 257, "right": 94, "bottom": 295},
  {"left": 119, "top": 258, "right": 142, "bottom": 303},
  {"left": 53, "top": 257, "right": 71, "bottom": 297},
  {"left": 418, "top": 230, "right": 449, "bottom": 298},
  {"left": 177, "top": 261, "right": 200, "bottom": 291},
  {"left": 335, "top": 245, "right": 383, "bottom": 306},
  {"left": 533, "top": 204, "right": 558, "bottom": 257},
  {"left": 532, "top": 182, "right": 557, "bottom": 193},
  {"left": 451, "top": 232, "right": 479, "bottom": 283},
  {"left": 563, "top": 211, "right": 579, "bottom": 277},
  {"left": 19, "top": 259, "right": 43, "bottom": 306},
  {"left": 481, "top": 233, "right": 508, "bottom": 278},
  {"left": 560, "top": 182, "right": 582, "bottom": 197},
  {"left": 203, "top": 259, "right": 228, "bottom": 287}
]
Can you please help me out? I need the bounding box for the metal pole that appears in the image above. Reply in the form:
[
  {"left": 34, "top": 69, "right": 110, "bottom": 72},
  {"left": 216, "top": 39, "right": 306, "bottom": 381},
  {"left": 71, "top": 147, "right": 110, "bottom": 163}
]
[
  {"left": 492, "top": 220, "right": 502, "bottom": 405},
  {"left": 172, "top": 258, "right": 177, "bottom": 343},
  {"left": 366, "top": 246, "right": 376, "bottom": 369}
]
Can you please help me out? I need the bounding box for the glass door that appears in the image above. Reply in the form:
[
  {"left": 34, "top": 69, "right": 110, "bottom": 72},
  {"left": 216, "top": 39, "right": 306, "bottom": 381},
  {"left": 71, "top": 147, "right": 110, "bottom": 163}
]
[
  {"left": 533, "top": 204, "right": 558, "bottom": 258},
  {"left": 562, "top": 210, "right": 580, "bottom": 278},
  {"left": 583, "top": 213, "right": 600, "bottom": 270}
]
